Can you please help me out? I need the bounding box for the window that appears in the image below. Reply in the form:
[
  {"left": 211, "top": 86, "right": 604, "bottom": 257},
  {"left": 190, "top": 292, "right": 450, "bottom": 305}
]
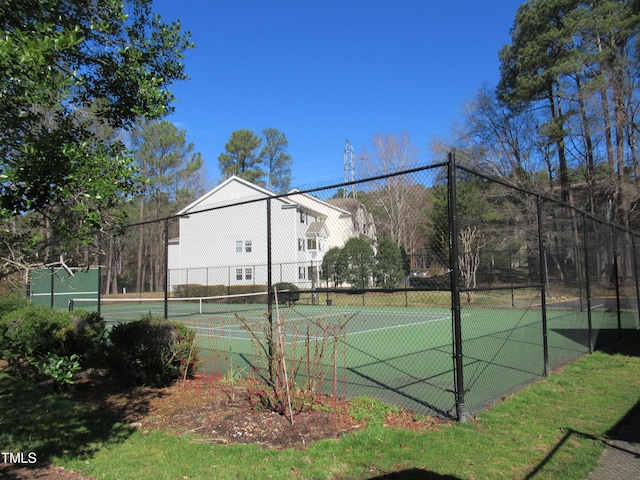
[
  {"left": 300, "top": 211, "right": 306, "bottom": 224},
  {"left": 308, "top": 266, "right": 317, "bottom": 283},
  {"left": 236, "top": 268, "right": 243, "bottom": 280},
  {"left": 298, "top": 267, "right": 306, "bottom": 280},
  {"left": 245, "top": 268, "right": 253, "bottom": 281},
  {"left": 236, "top": 240, "right": 252, "bottom": 253},
  {"left": 298, "top": 238, "right": 305, "bottom": 251},
  {"left": 307, "top": 238, "right": 317, "bottom": 250}
]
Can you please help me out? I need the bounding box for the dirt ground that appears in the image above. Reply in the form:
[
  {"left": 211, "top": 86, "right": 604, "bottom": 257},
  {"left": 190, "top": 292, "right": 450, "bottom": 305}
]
[{"left": 2, "top": 374, "right": 442, "bottom": 479}]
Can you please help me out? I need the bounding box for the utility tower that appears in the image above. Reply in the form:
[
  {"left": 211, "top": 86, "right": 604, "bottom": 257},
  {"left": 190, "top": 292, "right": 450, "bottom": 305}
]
[{"left": 343, "top": 140, "right": 355, "bottom": 198}]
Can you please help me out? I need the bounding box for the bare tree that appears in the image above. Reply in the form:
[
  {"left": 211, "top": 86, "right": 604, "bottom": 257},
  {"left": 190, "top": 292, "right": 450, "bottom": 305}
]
[
  {"left": 459, "top": 226, "right": 486, "bottom": 303},
  {"left": 358, "top": 132, "right": 427, "bottom": 255},
  {"left": 458, "top": 84, "right": 541, "bottom": 187}
]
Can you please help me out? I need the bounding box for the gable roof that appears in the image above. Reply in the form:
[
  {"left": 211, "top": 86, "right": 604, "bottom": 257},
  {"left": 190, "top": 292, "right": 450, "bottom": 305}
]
[
  {"left": 285, "top": 189, "right": 352, "bottom": 217},
  {"left": 324, "top": 197, "right": 364, "bottom": 216},
  {"left": 176, "top": 175, "right": 296, "bottom": 215}
]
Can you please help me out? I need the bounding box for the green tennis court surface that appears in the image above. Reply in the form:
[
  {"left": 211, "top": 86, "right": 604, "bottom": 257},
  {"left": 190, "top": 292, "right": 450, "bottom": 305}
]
[{"left": 73, "top": 295, "right": 634, "bottom": 418}]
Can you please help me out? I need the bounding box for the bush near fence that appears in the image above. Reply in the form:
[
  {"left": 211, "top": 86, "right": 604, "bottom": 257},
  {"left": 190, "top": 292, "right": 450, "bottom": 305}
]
[
  {"left": 106, "top": 316, "right": 197, "bottom": 387},
  {"left": 0, "top": 297, "right": 197, "bottom": 389},
  {"left": 173, "top": 284, "right": 268, "bottom": 300},
  {"left": 272, "top": 282, "right": 300, "bottom": 304},
  {"left": 0, "top": 304, "right": 107, "bottom": 381},
  {"left": 172, "top": 283, "right": 300, "bottom": 305},
  {"left": 0, "top": 305, "right": 78, "bottom": 376}
]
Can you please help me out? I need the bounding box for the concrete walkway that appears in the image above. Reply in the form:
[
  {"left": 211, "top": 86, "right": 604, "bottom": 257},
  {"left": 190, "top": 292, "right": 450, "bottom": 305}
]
[{"left": 586, "top": 407, "right": 640, "bottom": 480}]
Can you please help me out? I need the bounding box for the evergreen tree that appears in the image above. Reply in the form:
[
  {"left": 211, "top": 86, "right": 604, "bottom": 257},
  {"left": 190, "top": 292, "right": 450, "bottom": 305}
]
[
  {"left": 375, "top": 238, "right": 405, "bottom": 287},
  {"left": 218, "top": 129, "right": 265, "bottom": 185},
  {"left": 342, "top": 237, "right": 375, "bottom": 289},
  {"left": 321, "top": 247, "right": 347, "bottom": 287},
  {"left": 261, "top": 128, "right": 292, "bottom": 193},
  {"left": 497, "top": 0, "right": 640, "bottom": 224},
  {"left": 129, "top": 119, "right": 204, "bottom": 293}
]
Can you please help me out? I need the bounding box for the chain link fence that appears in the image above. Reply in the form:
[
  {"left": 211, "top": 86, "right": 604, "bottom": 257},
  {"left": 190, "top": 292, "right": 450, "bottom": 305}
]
[{"left": 82, "top": 153, "right": 639, "bottom": 421}]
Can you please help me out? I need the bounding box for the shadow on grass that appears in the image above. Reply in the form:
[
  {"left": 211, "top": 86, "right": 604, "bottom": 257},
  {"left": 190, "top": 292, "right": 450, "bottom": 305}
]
[
  {"left": 524, "top": 330, "right": 640, "bottom": 479},
  {"left": 368, "top": 469, "right": 461, "bottom": 479},
  {"left": 522, "top": 403, "right": 640, "bottom": 480},
  {"left": 603, "top": 399, "right": 640, "bottom": 444},
  {"left": 0, "top": 370, "right": 157, "bottom": 477},
  {"left": 522, "top": 427, "right": 602, "bottom": 479}
]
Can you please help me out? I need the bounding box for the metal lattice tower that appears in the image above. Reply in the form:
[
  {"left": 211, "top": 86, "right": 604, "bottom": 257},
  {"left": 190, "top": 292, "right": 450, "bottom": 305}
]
[{"left": 343, "top": 140, "right": 355, "bottom": 198}]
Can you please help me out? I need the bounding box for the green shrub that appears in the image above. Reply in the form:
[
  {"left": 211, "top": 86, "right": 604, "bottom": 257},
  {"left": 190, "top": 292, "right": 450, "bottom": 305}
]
[
  {"left": 0, "top": 294, "right": 29, "bottom": 318},
  {"left": 107, "top": 315, "right": 197, "bottom": 387},
  {"left": 172, "top": 284, "right": 227, "bottom": 298},
  {"left": 174, "top": 284, "right": 270, "bottom": 305},
  {"left": 225, "top": 286, "right": 268, "bottom": 304},
  {"left": 33, "top": 353, "right": 81, "bottom": 391},
  {"left": 226, "top": 284, "right": 267, "bottom": 297},
  {"left": 70, "top": 311, "right": 108, "bottom": 368},
  {"left": 0, "top": 300, "right": 109, "bottom": 383},
  {"left": 0, "top": 305, "right": 74, "bottom": 376},
  {"left": 272, "top": 282, "right": 300, "bottom": 304}
]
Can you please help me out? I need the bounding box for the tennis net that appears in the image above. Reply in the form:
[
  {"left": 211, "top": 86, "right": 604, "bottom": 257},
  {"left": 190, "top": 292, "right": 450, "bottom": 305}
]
[{"left": 70, "top": 291, "right": 269, "bottom": 321}]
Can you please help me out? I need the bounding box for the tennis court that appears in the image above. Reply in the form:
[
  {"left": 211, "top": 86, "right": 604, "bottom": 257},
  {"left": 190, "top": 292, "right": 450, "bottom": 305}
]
[{"left": 72, "top": 291, "right": 629, "bottom": 418}]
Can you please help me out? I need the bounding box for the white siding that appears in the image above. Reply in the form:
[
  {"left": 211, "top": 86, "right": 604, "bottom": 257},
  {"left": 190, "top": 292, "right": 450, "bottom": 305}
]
[{"left": 168, "top": 176, "right": 377, "bottom": 292}]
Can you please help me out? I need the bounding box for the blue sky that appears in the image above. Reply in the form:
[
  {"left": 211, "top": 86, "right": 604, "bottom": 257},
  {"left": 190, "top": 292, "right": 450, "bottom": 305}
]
[{"left": 153, "top": 0, "right": 523, "bottom": 189}]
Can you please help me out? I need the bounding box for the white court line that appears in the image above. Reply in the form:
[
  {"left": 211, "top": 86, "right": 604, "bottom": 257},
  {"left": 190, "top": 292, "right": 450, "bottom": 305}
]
[
  {"left": 532, "top": 302, "right": 606, "bottom": 310},
  {"left": 344, "top": 313, "right": 464, "bottom": 337}
]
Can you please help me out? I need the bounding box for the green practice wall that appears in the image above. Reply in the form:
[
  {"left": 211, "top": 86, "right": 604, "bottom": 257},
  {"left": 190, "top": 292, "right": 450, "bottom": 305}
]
[{"left": 31, "top": 268, "right": 99, "bottom": 309}]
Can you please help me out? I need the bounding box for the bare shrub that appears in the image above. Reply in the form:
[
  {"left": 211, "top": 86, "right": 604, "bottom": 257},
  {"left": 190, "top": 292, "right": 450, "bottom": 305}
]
[{"left": 235, "top": 309, "right": 350, "bottom": 423}]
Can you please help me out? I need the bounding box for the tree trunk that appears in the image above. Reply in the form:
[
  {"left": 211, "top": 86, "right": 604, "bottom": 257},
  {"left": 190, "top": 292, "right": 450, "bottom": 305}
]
[
  {"left": 612, "top": 68, "right": 628, "bottom": 226},
  {"left": 553, "top": 88, "right": 570, "bottom": 204},
  {"left": 136, "top": 159, "right": 147, "bottom": 294}
]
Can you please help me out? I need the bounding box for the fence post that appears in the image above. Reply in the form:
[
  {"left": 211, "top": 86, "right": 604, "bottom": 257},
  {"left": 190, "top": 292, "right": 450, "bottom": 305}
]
[
  {"left": 50, "top": 265, "right": 55, "bottom": 309},
  {"left": 612, "top": 226, "right": 622, "bottom": 339},
  {"left": 448, "top": 150, "right": 466, "bottom": 422},
  {"left": 97, "top": 233, "right": 102, "bottom": 315},
  {"left": 164, "top": 218, "right": 169, "bottom": 320},
  {"left": 582, "top": 212, "right": 593, "bottom": 353},
  {"left": 537, "top": 196, "right": 549, "bottom": 376},
  {"left": 267, "top": 198, "right": 274, "bottom": 382},
  {"left": 97, "top": 265, "right": 102, "bottom": 315},
  {"left": 632, "top": 233, "right": 640, "bottom": 328}
]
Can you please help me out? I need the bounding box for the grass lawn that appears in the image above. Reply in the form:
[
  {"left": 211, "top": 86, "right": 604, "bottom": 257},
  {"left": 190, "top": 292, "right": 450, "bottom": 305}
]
[{"left": 1, "top": 330, "right": 639, "bottom": 479}]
